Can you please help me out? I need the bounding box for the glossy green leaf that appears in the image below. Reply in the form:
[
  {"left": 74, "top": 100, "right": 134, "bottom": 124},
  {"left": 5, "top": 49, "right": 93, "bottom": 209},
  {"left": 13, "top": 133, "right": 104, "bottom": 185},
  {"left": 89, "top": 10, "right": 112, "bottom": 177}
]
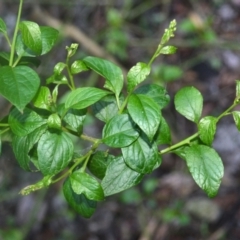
[
  {"left": 71, "top": 60, "right": 88, "bottom": 74},
  {"left": 54, "top": 62, "right": 66, "bottom": 75},
  {"left": 88, "top": 151, "right": 114, "bottom": 179},
  {"left": 173, "top": 146, "right": 188, "bottom": 161},
  {"left": 37, "top": 131, "right": 74, "bottom": 176},
  {"left": 0, "top": 18, "right": 7, "bottom": 34},
  {"left": 63, "top": 177, "right": 97, "bottom": 218},
  {"left": 127, "top": 62, "right": 150, "bottom": 93},
  {"left": 101, "top": 156, "right": 144, "bottom": 196},
  {"left": 128, "top": 94, "right": 161, "bottom": 141},
  {"left": 155, "top": 117, "right": 171, "bottom": 145},
  {"left": 83, "top": 56, "right": 123, "bottom": 97},
  {"left": 174, "top": 86, "right": 203, "bottom": 123},
  {"left": 198, "top": 116, "right": 217, "bottom": 145},
  {"left": 40, "top": 26, "right": 59, "bottom": 55},
  {"left": 65, "top": 87, "right": 110, "bottom": 110},
  {"left": 185, "top": 145, "right": 224, "bottom": 197},
  {"left": 33, "top": 86, "right": 52, "bottom": 110},
  {"left": 159, "top": 45, "right": 177, "bottom": 55},
  {"left": 102, "top": 114, "right": 139, "bottom": 148},
  {"left": 63, "top": 108, "right": 87, "bottom": 133},
  {"left": 0, "top": 66, "right": 40, "bottom": 111},
  {"left": 134, "top": 84, "right": 170, "bottom": 109},
  {"left": 12, "top": 125, "right": 47, "bottom": 171},
  {"left": 9, "top": 107, "right": 47, "bottom": 136},
  {"left": 19, "top": 21, "right": 42, "bottom": 55},
  {"left": 233, "top": 111, "right": 240, "bottom": 131},
  {"left": 47, "top": 113, "right": 61, "bottom": 129},
  {"left": 70, "top": 171, "right": 104, "bottom": 201},
  {"left": 122, "top": 133, "right": 160, "bottom": 174},
  {"left": 92, "top": 95, "right": 124, "bottom": 122}
]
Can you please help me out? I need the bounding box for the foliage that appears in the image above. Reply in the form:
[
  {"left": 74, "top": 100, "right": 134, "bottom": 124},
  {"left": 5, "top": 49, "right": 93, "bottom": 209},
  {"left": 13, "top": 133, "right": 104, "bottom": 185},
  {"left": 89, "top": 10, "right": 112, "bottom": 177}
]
[{"left": 0, "top": 0, "right": 240, "bottom": 218}]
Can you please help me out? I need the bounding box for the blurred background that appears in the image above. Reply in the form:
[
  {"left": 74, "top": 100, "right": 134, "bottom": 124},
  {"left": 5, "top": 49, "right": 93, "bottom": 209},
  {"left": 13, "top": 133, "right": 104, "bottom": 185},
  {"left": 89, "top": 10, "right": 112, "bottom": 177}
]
[{"left": 1, "top": 0, "right": 240, "bottom": 239}]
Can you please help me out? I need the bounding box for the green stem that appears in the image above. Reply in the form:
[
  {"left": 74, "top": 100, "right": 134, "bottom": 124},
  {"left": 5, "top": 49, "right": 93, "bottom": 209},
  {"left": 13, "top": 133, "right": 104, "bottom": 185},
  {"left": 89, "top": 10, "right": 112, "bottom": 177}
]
[
  {"left": 147, "top": 44, "right": 163, "bottom": 67},
  {"left": 66, "top": 57, "right": 76, "bottom": 90},
  {"left": 3, "top": 33, "right": 12, "bottom": 48},
  {"left": 0, "top": 123, "right": 9, "bottom": 127},
  {"left": 118, "top": 92, "right": 132, "bottom": 114},
  {"left": 160, "top": 132, "right": 199, "bottom": 155},
  {"left": 9, "top": 0, "right": 23, "bottom": 66}
]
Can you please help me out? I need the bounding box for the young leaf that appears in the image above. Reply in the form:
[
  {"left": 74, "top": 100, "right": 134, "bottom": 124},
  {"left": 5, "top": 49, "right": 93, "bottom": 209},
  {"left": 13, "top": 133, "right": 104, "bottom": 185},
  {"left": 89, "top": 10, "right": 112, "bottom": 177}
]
[
  {"left": 159, "top": 46, "right": 177, "bottom": 55},
  {"left": 92, "top": 95, "right": 124, "bottom": 122},
  {"left": 54, "top": 62, "right": 66, "bottom": 75},
  {"left": 47, "top": 113, "right": 62, "bottom": 130},
  {"left": 128, "top": 94, "right": 161, "bottom": 141},
  {"left": 174, "top": 86, "right": 203, "bottom": 123},
  {"left": 83, "top": 56, "right": 124, "bottom": 97},
  {"left": 122, "top": 133, "right": 160, "bottom": 174},
  {"left": 12, "top": 125, "right": 48, "bottom": 171},
  {"left": 63, "top": 177, "right": 97, "bottom": 218},
  {"left": 198, "top": 116, "right": 217, "bottom": 145},
  {"left": 134, "top": 84, "right": 170, "bottom": 109},
  {"left": 101, "top": 156, "right": 144, "bottom": 196},
  {"left": 70, "top": 171, "right": 104, "bottom": 201},
  {"left": 185, "top": 145, "right": 224, "bottom": 197},
  {"left": 71, "top": 60, "right": 88, "bottom": 74},
  {"left": 0, "top": 66, "right": 40, "bottom": 111},
  {"left": 63, "top": 108, "right": 87, "bottom": 133},
  {"left": 102, "top": 114, "right": 139, "bottom": 148},
  {"left": 87, "top": 151, "right": 114, "bottom": 179},
  {"left": 233, "top": 111, "right": 240, "bottom": 131},
  {"left": 33, "top": 86, "right": 52, "bottom": 110},
  {"left": 127, "top": 62, "right": 151, "bottom": 93},
  {"left": 65, "top": 87, "right": 110, "bottom": 110},
  {"left": 0, "top": 18, "right": 7, "bottom": 34},
  {"left": 19, "top": 21, "right": 42, "bottom": 55},
  {"left": 37, "top": 131, "right": 74, "bottom": 176},
  {"left": 9, "top": 107, "right": 47, "bottom": 136},
  {"left": 155, "top": 117, "right": 171, "bottom": 145},
  {"left": 40, "top": 26, "right": 59, "bottom": 55}
]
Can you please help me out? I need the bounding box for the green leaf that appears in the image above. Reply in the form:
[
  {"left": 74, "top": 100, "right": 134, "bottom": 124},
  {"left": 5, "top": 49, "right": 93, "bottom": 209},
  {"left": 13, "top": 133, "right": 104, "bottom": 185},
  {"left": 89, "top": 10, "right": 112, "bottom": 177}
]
[
  {"left": 185, "top": 145, "right": 224, "bottom": 197},
  {"left": 233, "top": 111, "right": 240, "bottom": 131},
  {"left": 101, "top": 156, "right": 144, "bottom": 196},
  {"left": 40, "top": 26, "right": 59, "bottom": 55},
  {"left": 128, "top": 94, "right": 161, "bottom": 141},
  {"left": 47, "top": 113, "right": 62, "bottom": 129},
  {"left": 122, "top": 133, "right": 160, "bottom": 174},
  {"left": 9, "top": 107, "right": 47, "bottom": 136},
  {"left": 134, "top": 84, "right": 170, "bottom": 109},
  {"left": 71, "top": 60, "right": 88, "bottom": 74},
  {"left": 37, "top": 131, "right": 74, "bottom": 176},
  {"left": 0, "top": 18, "right": 7, "bottom": 34},
  {"left": 155, "top": 117, "right": 171, "bottom": 145},
  {"left": 174, "top": 86, "right": 203, "bottom": 123},
  {"left": 65, "top": 87, "right": 110, "bottom": 110},
  {"left": 83, "top": 56, "right": 123, "bottom": 97},
  {"left": 70, "top": 171, "right": 104, "bottom": 201},
  {"left": 63, "top": 108, "right": 87, "bottom": 133},
  {"left": 63, "top": 177, "right": 97, "bottom": 218},
  {"left": 54, "top": 62, "right": 66, "bottom": 75},
  {"left": 12, "top": 125, "right": 47, "bottom": 171},
  {"left": 0, "top": 66, "right": 40, "bottom": 111},
  {"left": 92, "top": 95, "right": 124, "bottom": 122},
  {"left": 33, "top": 86, "right": 52, "bottom": 110},
  {"left": 19, "top": 21, "right": 42, "bottom": 55},
  {"left": 173, "top": 146, "right": 188, "bottom": 161},
  {"left": 88, "top": 151, "right": 114, "bottom": 179},
  {"left": 159, "top": 46, "right": 177, "bottom": 55},
  {"left": 102, "top": 114, "right": 139, "bottom": 148},
  {"left": 127, "top": 62, "right": 151, "bottom": 93},
  {"left": 0, "top": 52, "right": 10, "bottom": 65},
  {"left": 155, "top": 64, "right": 183, "bottom": 82},
  {"left": 198, "top": 116, "right": 217, "bottom": 145}
]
